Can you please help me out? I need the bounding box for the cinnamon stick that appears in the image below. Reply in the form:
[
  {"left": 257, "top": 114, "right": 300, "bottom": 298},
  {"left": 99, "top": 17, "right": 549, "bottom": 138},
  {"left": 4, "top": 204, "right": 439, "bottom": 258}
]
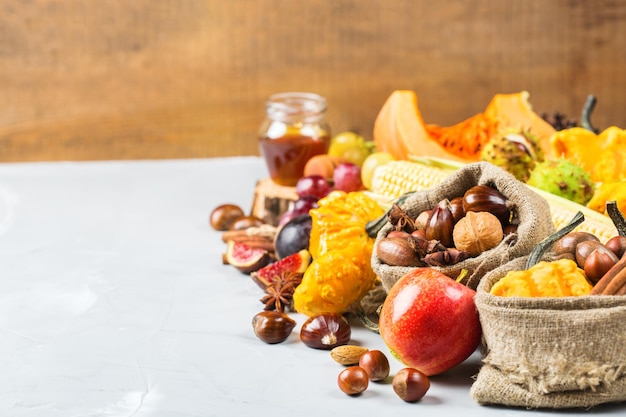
[
  {"left": 615, "top": 282, "right": 626, "bottom": 296},
  {"left": 601, "top": 266, "right": 626, "bottom": 295},
  {"left": 221, "top": 225, "right": 276, "bottom": 243}
]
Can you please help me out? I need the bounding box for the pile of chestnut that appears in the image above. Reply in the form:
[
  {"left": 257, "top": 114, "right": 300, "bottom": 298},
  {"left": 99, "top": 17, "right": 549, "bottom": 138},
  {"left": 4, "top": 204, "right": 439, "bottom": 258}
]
[
  {"left": 377, "top": 185, "right": 517, "bottom": 268},
  {"left": 554, "top": 232, "right": 626, "bottom": 284}
]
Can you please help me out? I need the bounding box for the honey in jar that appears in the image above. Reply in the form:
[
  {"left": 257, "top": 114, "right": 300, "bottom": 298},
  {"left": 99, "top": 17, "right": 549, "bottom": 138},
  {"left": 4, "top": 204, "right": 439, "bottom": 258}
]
[{"left": 259, "top": 92, "right": 330, "bottom": 186}]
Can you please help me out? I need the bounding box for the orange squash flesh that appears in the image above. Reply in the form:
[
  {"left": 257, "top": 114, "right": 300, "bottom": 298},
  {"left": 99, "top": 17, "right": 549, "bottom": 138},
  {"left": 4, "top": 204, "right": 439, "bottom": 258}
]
[{"left": 426, "top": 112, "right": 498, "bottom": 161}]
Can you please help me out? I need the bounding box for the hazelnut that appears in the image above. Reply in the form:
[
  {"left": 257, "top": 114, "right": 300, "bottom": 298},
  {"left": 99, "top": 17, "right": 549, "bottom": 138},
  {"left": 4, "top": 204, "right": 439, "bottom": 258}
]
[
  {"left": 452, "top": 211, "right": 503, "bottom": 256},
  {"left": 337, "top": 366, "right": 369, "bottom": 395},
  {"left": 358, "top": 350, "right": 390, "bottom": 381},
  {"left": 392, "top": 368, "right": 430, "bottom": 402},
  {"left": 584, "top": 246, "right": 618, "bottom": 283}
]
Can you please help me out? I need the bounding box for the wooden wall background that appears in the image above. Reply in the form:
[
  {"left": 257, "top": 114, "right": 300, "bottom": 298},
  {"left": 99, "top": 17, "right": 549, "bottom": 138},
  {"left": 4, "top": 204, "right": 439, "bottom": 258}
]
[{"left": 1, "top": 0, "right": 625, "bottom": 162}]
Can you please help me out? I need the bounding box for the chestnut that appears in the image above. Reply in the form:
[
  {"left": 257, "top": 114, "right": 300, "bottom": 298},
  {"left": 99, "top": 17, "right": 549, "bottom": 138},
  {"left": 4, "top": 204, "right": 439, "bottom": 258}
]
[
  {"left": 553, "top": 232, "right": 600, "bottom": 256},
  {"left": 584, "top": 246, "right": 618, "bottom": 283},
  {"left": 605, "top": 235, "right": 626, "bottom": 259},
  {"left": 462, "top": 185, "right": 512, "bottom": 224},
  {"left": 229, "top": 215, "right": 265, "bottom": 231},
  {"left": 392, "top": 367, "right": 430, "bottom": 402},
  {"left": 337, "top": 366, "right": 369, "bottom": 395},
  {"left": 209, "top": 203, "right": 245, "bottom": 231},
  {"left": 411, "top": 229, "right": 427, "bottom": 240},
  {"left": 300, "top": 313, "right": 351, "bottom": 350},
  {"left": 425, "top": 199, "right": 454, "bottom": 248},
  {"left": 414, "top": 210, "right": 432, "bottom": 230},
  {"left": 358, "top": 350, "right": 390, "bottom": 381},
  {"left": 503, "top": 223, "right": 519, "bottom": 236},
  {"left": 386, "top": 230, "right": 411, "bottom": 239},
  {"left": 575, "top": 240, "right": 604, "bottom": 268},
  {"left": 376, "top": 237, "right": 424, "bottom": 267},
  {"left": 252, "top": 311, "right": 296, "bottom": 344},
  {"left": 449, "top": 196, "right": 465, "bottom": 223}
]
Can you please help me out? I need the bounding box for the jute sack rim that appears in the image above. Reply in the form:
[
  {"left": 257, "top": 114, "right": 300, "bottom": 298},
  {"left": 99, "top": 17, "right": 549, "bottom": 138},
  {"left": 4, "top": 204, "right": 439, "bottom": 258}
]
[
  {"left": 472, "top": 256, "right": 626, "bottom": 409},
  {"left": 372, "top": 162, "right": 555, "bottom": 292}
]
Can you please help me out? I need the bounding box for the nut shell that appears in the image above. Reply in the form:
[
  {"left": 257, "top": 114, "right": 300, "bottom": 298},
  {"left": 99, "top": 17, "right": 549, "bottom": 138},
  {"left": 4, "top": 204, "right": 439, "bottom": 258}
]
[
  {"left": 300, "top": 313, "right": 351, "bottom": 350},
  {"left": 210, "top": 204, "right": 245, "bottom": 231},
  {"left": 337, "top": 366, "right": 369, "bottom": 395},
  {"left": 584, "top": 246, "right": 618, "bottom": 283},
  {"left": 553, "top": 232, "right": 600, "bottom": 256},
  {"left": 330, "top": 345, "right": 369, "bottom": 365},
  {"left": 425, "top": 199, "right": 454, "bottom": 248},
  {"left": 358, "top": 350, "right": 390, "bottom": 381},
  {"left": 462, "top": 185, "right": 511, "bottom": 224},
  {"left": 605, "top": 235, "right": 626, "bottom": 259},
  {"left": 229, "top": 215, "right": 265, "bottom": 231},
  {"left": 575, "top": 240, "right": 604, "bottom": 268},
  {"left": 452, "top": 211, "right": 503, "bottom": 256},
  {"left": 252, "top": 311, "right": 296, "bottom": 344},
  {"left": 392, "top": 368, "right": 430, "bottom": 402},
  {"left": 376, "top": 237, "right": 424, "bottom": 267}
]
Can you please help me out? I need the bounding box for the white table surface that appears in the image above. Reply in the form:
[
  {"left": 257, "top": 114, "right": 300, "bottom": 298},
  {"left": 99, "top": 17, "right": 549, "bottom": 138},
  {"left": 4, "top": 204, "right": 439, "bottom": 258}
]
[{"left": 0, "top": 156, "right": 623, "bottom": 417}]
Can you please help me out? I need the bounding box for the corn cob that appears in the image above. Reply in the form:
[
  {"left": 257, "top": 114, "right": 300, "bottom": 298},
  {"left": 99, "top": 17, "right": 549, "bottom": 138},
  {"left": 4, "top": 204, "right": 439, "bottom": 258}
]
[
  {"left": 370, "top": 159, "right": 618, "bottom": 243},
  {"left": 370, "top": 160, "right": 452, "bottom": 198}
]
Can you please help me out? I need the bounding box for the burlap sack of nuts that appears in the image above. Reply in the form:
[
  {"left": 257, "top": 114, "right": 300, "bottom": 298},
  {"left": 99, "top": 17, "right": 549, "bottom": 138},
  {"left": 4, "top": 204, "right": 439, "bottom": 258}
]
[
  {"left": 371, "top": 162, "right": 555, "bottom": 291},
  {"left": 471, "top": 256, "right": 626, "bottom": 409}
]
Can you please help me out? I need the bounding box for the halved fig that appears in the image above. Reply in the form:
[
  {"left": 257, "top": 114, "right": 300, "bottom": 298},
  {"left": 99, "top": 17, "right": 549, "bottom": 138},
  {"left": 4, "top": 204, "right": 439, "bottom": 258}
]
[
  {"left": 224, "top": 240, "right": 271, "bottom": 274},
  {"left": 250, "top": 249, "right": 311, "bottom": 289}
]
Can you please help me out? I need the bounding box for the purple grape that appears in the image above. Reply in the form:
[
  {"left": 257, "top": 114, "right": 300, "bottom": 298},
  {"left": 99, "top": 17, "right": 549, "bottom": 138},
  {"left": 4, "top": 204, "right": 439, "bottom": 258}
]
[
  {"left": 292, "top": 195, "right": 319, "bottom": 216},
  {"left": 333, "top": 163, "right": 363, "bottom": 193},
  {"left": 278, "top": 210, "right": 298, "bottom": 227},
  {"left": 296, "top": 175, "right": 331, "bottom": 199}
]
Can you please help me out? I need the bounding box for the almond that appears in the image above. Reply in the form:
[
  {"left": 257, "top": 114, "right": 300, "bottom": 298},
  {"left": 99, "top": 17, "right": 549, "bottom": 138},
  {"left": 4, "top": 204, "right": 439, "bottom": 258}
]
[{"left": 330, "top": 345, "right": 369, "bottom": 366}]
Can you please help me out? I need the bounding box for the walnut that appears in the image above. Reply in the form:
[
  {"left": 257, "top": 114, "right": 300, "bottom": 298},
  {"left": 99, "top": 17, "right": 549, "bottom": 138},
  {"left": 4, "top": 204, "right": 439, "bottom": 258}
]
[{"left": 452, "top": 211, "right": 503, "bottom": 256}]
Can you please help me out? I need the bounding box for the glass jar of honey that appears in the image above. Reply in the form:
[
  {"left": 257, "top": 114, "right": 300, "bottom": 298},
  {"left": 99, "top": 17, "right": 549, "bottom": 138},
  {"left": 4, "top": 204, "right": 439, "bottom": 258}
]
[{"left": 259, "top": 92, "right": 331, "bottom": 186}]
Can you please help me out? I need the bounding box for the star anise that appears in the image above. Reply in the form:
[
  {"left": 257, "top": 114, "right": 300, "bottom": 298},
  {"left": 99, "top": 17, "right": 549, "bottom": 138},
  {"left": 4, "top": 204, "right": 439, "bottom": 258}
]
[
  {"left": 260, "top": 271, "right": 303, "bottom": 313},
  {"left": 388, "top": 204, "right": 416, "bottom": 233}
]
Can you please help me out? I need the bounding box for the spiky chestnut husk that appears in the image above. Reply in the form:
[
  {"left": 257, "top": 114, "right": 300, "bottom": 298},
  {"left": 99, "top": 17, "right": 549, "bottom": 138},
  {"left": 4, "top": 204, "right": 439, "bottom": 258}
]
[
  {"left": 527, "top": 158, "right": 595, "bottom": 206},
  {"left": 480, "top": 129, "right": 544, "bottom": 182}
]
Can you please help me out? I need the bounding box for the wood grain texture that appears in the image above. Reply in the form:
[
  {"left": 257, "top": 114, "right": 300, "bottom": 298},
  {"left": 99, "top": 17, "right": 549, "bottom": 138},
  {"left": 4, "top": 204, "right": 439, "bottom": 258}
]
[{"left": 1, "top": 0, "right": 625, "bottom": 161}]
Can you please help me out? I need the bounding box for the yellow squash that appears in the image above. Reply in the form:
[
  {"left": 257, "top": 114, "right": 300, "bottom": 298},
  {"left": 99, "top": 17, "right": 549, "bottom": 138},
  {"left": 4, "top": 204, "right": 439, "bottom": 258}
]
[
  {"left": 490, "top": 259, "right": 592, "bottom": 298},
  {"left": 551, "top": 126, "right": 626, "bottom": 183},
  {"left": 293, "top": 190, "right": 384, "bottom": 316}
]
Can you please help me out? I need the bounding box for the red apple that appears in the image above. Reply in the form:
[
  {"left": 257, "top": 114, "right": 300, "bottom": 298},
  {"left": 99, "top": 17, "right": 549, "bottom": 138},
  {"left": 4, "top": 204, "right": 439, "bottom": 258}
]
[{"left": 378, "top": 268, "right": 481, "bottom": 376}]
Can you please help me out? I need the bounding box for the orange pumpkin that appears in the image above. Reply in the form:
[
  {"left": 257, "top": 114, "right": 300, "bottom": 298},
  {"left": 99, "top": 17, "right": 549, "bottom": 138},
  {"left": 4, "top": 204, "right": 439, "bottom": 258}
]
[{"left": 373, "top": 90, "right": 556, "bottom": 162}]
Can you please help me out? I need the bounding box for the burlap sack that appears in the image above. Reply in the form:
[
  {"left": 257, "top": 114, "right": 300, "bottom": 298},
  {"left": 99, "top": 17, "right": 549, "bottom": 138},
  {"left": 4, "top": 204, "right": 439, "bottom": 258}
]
[
  {"left": 371, "top": 162, "right": 555, "bottom": 291},
  {"left": 471, "top": 256, "right": 626, "bottom": 409}
]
